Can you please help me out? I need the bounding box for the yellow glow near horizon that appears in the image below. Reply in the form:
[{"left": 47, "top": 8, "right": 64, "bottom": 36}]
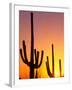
[{"left": 19, "top": 11, "right": 64, "bottom": 79}]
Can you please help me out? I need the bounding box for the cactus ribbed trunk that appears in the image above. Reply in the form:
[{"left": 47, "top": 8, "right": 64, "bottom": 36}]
[{"left": 30, "top": 12, "right": 34, "bottom": 78}]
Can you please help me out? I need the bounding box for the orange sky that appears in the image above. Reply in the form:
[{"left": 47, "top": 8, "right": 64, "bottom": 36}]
[{"left": 19, "top": 11, "right": 64, "bottom": 79}]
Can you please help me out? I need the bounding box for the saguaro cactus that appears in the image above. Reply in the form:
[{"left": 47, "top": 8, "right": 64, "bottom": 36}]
[
  {"left": 59, "top": 59, "right": 63, "bottom": 77},
  {"left": 20, "top": 12, "right": 44, "bottom": 78},
  {"left": 46, "top": 44, "right": 54, "bottom": 77}
]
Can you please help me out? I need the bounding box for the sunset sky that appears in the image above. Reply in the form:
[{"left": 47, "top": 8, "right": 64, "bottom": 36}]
[{"left": 19, "top": 11, "right": 64, "bottom": 79}]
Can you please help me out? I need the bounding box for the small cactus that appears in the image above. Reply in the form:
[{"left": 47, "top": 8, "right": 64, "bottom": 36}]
[
  {"left": 59, "top": 59, "right": 64, "bottom": 77},
  {"left": 46, "top": 44, "right": 54, "bottom": 77}
]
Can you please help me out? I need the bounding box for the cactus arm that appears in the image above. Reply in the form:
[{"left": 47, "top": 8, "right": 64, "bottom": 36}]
[
  {"left": 34, "top": 50, "right": 44, "bottom": 68},
  {"left": 19, "top": 40, "right": 30, "bottom": 66},
  {"left": 20, "top": 49, "right": 25, "bottom": 62},
  {"left": 23, "top": 40, "right": 28, "bottom": 63},
  {"left": 34, "top": 49, "right": 39, "bottom": 65},
  {"left": 46, "top": 56, "right": 54, "bottom": 77},
  {"left": 36, "top": 51, "right": 39, "bottom": 65},
  {"left": 20, "top": 49, "right": 30, "bottom": 66},
  {"left": 35, "top": 70, "right": 38, "bottom": 78},
  {"left": 37, "top": 50, "right": 44, "bottom": 68},
  {"left": 34, "top": 49, "right": 37, "bottom": 60}
]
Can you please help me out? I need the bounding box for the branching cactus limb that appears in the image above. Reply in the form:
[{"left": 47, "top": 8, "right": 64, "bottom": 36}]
[
  {"left": 46, "top": 44, "right": 55, "bottom": 77},
  {"left": 34, "top": 49, "right": 44, "bottom": 78},
  {"left": 46, "top": 56, "right": 54, "bottom": 77},
  {"left": 35, "top": 70, "right": 38, "bottom": 78},
  {"left": 34, "top": 49, "right": 44, "bottom": 68},
  {"left": 20, "top": 12, "right": 44, "bottom": 78},
  {"left": 20, "top": 40, "right": 30, "bottom": 66}
]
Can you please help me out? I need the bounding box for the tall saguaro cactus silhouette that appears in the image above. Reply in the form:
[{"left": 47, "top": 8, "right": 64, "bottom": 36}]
[
  {"left": 46, "top": 44, "right": 54, "bottom": 77},
  {"left": 20, "top": 12, "right": 44, "bottom": 78}
]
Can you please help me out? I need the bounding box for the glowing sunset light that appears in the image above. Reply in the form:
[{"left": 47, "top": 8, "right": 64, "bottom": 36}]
[{"left": 19, "top": 11, "right": 64, "bottom": 79}]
